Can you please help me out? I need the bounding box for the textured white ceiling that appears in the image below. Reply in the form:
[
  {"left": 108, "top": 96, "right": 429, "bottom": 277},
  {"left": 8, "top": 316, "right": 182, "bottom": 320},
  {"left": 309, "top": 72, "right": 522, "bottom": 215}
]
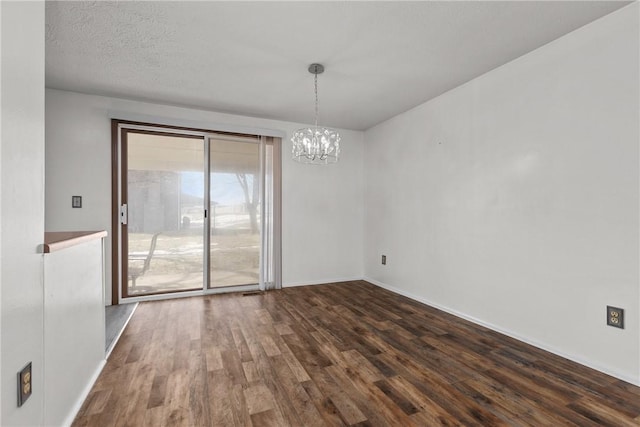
[{"left": 46, "top": 1, "right": 630, "bottom": 131}]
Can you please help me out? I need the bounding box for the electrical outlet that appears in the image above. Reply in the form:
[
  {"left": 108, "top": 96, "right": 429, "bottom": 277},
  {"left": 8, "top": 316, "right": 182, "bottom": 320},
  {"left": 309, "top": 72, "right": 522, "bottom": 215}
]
[
  {"left": 607, "top": 306, "right": 624, "bottom": 329},
  {"left": 17, "top": 362, "right": 32, "bottom": 407},
  {"left": 72, "top": 195, "right": 82, "bottom": 208},
  {"left": 381, "top": 255, "right": 387, "bottom": 265}
]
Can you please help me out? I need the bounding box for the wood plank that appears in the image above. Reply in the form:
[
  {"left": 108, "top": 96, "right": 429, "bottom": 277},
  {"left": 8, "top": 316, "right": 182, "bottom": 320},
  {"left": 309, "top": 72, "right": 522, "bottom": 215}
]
[
  {"left": 374, "top": 379, "right": 419, "bottom": 415},
  {"left": 300, "top": 379, "right": 351, "bottom": 427},
  {"left": 269, "top": 354, "right": 325, "bottom": 427},
  {"left": 315, "top": 368, "right": 369, "bottom": 425},
  {"left": 146, "top": 374, "right": 167, "bottom": 409},
  {"left": 208, "top": 369, "right": 237, "bottom": 426},
  {"left": 250, "top": 409, "right": 283, "bottom": 427},
  {"left": 243, "top": 383, "right": 275, "bottom": 415},
  {"left": 387, "top": 375, "right": 463, "bottom": 426},
  {"left": 567, "top": 396, "right": 639, "bottom": 427}
]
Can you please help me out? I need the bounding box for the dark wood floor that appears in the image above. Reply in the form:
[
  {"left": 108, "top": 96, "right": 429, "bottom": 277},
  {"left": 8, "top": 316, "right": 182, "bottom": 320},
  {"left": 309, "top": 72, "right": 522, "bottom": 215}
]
[{"left": 73, "top": 281, "right": 640, "bottom": 426}]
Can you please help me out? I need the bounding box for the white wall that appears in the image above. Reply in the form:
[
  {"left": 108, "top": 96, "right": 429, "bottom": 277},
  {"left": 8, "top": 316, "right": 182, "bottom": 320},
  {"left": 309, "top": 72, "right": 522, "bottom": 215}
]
[
  {"left": 44, "top": 239, "right": 105, "bottom": 426},
  {"left": 45, "top": 90, "right": 364, "bottom": 303},
  {"left": 364, "top": 4, "right": 639, "bottom": 385},
  {"left": 1, "top": 2, "right": 46, "bottom": 425},
  {"left": 0, "top": 2, "right": 3, "bottom": 421}
]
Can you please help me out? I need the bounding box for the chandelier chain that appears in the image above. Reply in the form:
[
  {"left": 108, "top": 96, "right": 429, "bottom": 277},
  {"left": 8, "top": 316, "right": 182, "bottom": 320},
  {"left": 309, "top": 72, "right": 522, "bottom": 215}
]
[{"left": 314, "top": 73, "right": 319, "bottom": 128}]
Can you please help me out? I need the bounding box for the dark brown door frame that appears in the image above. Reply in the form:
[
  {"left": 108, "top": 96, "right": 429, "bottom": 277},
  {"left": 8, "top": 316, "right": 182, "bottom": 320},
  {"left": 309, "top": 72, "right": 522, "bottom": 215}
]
[
  {"left": 111, "top": 120, "right": 120, "bottom": 305},
  {"left": 110, "top": 119, "right": 265, "bottom": 304}
]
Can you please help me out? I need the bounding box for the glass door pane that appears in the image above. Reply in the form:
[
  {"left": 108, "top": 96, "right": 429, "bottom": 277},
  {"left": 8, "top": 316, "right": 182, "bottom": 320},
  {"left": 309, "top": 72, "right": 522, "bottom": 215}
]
[
  {"left": 125, "top": 132, "right": 205, "bottom": 296},
  {"left": 209, "top": 137, "right": 260, "bottom": 288}
]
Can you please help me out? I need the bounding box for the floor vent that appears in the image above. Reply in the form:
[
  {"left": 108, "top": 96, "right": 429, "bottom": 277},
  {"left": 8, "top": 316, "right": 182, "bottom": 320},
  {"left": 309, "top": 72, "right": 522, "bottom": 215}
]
[{"left": 242, "top": 291, "right": 262, "bottom": 296}]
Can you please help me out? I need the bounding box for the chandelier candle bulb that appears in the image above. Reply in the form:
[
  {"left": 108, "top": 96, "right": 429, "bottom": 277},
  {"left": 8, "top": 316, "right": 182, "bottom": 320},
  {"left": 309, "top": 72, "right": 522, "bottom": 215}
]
[{"left": 292, "top": 63, "right": 341, "bottom": 164}]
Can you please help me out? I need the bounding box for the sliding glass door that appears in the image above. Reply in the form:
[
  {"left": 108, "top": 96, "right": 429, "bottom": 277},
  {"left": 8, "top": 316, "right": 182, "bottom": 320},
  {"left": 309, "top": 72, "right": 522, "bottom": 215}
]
[
  {"left": 208, "top": 137, "right": 261, "bottom": 288},
  {"left": 116, "top": 123, "right": 280, "bottom": 301},
  {"left": 124, "top": 132, "right": 205, "bottom": 296}
]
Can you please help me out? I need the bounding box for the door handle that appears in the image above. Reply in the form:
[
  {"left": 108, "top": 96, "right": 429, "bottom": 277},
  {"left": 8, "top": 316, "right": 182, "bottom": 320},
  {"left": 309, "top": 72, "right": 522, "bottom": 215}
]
[{"left": 120, "top": 204, "right": 128, "bottom": 225}]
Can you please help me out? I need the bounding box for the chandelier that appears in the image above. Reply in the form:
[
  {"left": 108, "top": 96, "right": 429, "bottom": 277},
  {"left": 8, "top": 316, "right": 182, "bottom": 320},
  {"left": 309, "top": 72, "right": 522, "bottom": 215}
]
[{"left": 291, "top": 63, "right": 341, "bottom": 164}]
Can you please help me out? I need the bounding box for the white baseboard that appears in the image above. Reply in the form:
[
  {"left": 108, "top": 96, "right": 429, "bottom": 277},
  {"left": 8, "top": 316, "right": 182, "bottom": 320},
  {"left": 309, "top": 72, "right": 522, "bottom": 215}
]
[
  {"left": 61, "top": 359, "right": 107, "bottom": 427},
  {"left": 363, "top": 276, "right": 640, "bottom": 387},
  {"left": 283, "top": 277, "right": 363, "bottom": 288}
]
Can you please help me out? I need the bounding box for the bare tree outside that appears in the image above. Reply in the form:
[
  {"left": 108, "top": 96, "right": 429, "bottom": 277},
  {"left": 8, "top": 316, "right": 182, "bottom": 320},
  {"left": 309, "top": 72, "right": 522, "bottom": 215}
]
[{"left": 236, "top": 173, "right": 259, "bottom": 234}]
